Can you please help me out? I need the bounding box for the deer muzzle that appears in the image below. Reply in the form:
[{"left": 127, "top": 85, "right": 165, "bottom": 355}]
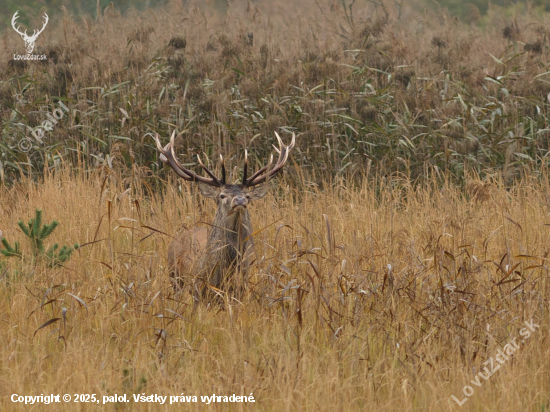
[{"left": 231, "top": 196, "right": 248, "bottom": 210}]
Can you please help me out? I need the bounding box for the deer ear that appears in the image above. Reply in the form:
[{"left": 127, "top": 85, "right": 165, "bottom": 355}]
[
  {"left": 198, "top": 183, "right": 219, "bottom": 199},
  {"left": 247, "top": 184, "right": 270, "bottom": 200}
]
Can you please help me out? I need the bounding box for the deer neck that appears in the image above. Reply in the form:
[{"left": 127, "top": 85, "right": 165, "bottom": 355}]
[
  {"left": 202, "top": 208, "right": 253, "bottom": 289},
  {"left": 210, "top": 208, "right": 252, "bottom": 253}
]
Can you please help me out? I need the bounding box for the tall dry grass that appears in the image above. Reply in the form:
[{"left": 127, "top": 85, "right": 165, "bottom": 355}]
[{"left": 0, "top": 166, "right": 549, "bottom": 410}]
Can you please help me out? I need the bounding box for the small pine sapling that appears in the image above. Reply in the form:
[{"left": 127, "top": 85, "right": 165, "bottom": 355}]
[
  {"left": 17, "top": 209, "right": 59, "bottom": 257},
  {"left": 45, "top": 243, "right": 79, "bottom": 267},
  {"left": 0, "top": 238, "right": 22, "bottom": 258},
  {"left": 1, "top": 209, "right": 79, "bottom": 267},
  {"left": 1, "top": 229, "right": 22, "bottom": 259}
]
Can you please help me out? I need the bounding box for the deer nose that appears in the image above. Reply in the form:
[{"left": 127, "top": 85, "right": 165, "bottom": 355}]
[{"left": 232, "top": 196, "right": 247, "bottom": 208}]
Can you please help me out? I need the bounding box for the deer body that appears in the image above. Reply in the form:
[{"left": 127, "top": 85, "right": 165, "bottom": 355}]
[
  {"left": 155, "top": 132, "right": 295, "bottom": 302},
  {"left": 201, "top": 191, "right": 251, "bottom": 290},
  {"left": 169, "top": 185, "right": 260, "bottom": 295},
  {"left": 168, "top": 227, "right": 207, "bottom": 284}
]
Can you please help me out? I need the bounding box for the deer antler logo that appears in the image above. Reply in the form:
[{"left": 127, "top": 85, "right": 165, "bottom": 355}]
[{"left": 12, "top": 11, "right": 49, "bottom": 55}]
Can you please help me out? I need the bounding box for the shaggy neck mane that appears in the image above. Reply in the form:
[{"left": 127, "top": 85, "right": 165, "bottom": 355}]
[{"left": 208, "top": 208, "right": 253, "bottom": 266}]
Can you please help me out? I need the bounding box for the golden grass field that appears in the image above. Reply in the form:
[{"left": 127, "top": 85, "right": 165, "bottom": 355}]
[{"left": 0, "top": 167, "right": 549, "bottom": 411}]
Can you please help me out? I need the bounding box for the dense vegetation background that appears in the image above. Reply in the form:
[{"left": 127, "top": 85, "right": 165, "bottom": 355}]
[
  {"left": 1, "top": 0, "right": 550, "bottom": 187},
  {"left": 1, "top": 0, "right": 549, "bottom": 25}
]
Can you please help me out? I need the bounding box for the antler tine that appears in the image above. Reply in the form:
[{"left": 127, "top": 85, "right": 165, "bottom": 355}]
[
  {"left": 273, "top": 131, "right": 284, "bottom": 154},
  {"left": 153, "top": 133, "right": 193, "bottom": 181},
  {"left": 245, "top": 133, "right": 290, "bottom": 185},
  {"left": 153, "top": 133, "right": 168, "bottom": 163},
  {"left": 245, "top": 132, "right": 295, "bottom": 187},
  {"left": 246, "top": 132, "right": 293, "bottom": 184},
  {"left": 167, "top": 132, "right": 221, "bottom": 186},
  {"left": 245, "top": 157, "right": 270, "bottom": 185},
  {"left": 220, "top": 154, "right": 226, "bottom": 185},
  {"left": 242, "top": 150, "right": 248, "bottom": 185},
  {"left": 153, "top": 132, "right": 221, "bottom": 186},
  {"left": 265, "top": 154, "right": 274, "bottom": 180},
  {"left": 196, "top": 154, "right": 222, "bottom": 186}
]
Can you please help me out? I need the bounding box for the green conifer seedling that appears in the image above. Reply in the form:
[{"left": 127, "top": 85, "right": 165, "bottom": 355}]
[
  {"left": 1, "top": 238, "right": 22, "bottom": 258},
  {"left": 17, "top": 209, "right": 59, "bottom": 257},
  {"left": 1, "top": 209, "right": 79, "bottom": 267}
]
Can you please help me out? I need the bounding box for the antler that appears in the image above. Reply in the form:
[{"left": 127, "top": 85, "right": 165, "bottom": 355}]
[
  {"left": 11, "top": 11, "right": 27, "bottom": 38},
  {"left": 153, "top": 131, "right": 224, "bottom": 187},
  {"left": 154, "top": 131, "right": 295, "bottom": 187},
  {"left": 244, "top": 132, "right": 295, "bottom": 187}
]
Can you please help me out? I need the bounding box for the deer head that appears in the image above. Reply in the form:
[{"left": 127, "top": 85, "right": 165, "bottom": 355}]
[{"left": 12, "top": 11, "right": 49, "bottom": 55}]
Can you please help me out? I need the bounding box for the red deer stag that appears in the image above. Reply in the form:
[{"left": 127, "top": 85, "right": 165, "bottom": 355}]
[{"left": 154, "top": 131, "right": 295, "bottom": 302}]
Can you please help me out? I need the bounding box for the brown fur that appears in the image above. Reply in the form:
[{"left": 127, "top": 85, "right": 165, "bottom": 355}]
[{"left": 169, "top": 226, "right": 208, "bottom": 290}]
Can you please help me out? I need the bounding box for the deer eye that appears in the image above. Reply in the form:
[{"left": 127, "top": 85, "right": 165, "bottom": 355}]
[{"left": 220, "top": 194, "right": 226, "bottom": 199}]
